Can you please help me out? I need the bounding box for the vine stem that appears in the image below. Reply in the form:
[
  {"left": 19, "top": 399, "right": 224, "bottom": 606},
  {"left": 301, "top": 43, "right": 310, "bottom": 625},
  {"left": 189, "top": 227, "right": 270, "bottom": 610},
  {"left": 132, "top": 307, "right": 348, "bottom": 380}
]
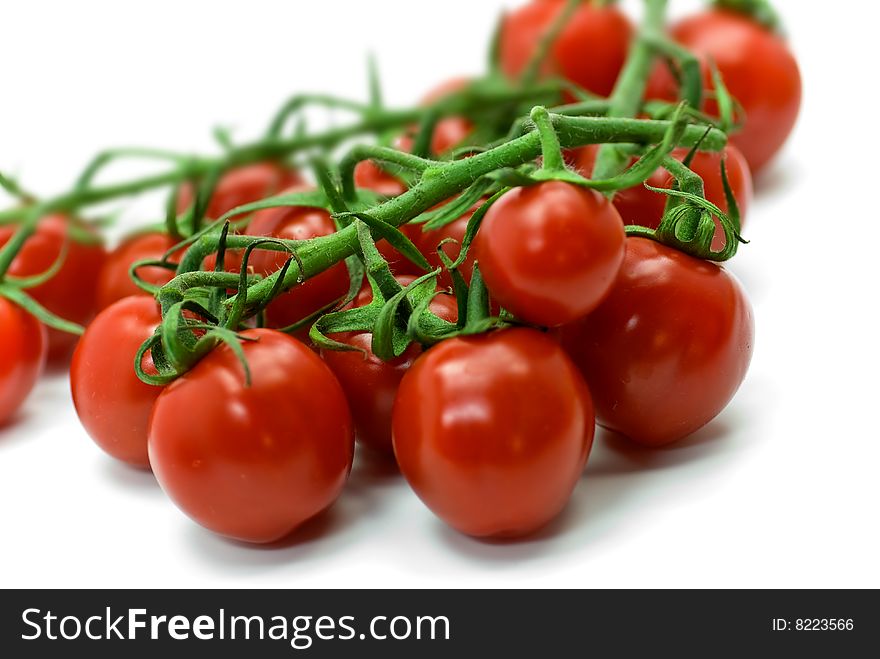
[
  {"left": 168, "top": 114, "right": 726, "bottom": 318},
  {"left": 592, "top": 0, "right": 669, "bottom": 183}
]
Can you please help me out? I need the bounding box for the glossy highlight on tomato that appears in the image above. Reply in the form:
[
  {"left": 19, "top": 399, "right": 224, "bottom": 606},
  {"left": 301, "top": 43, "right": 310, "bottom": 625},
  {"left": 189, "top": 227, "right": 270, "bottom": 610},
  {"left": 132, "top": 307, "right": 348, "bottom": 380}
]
[
  {"left": 0, "top": 213, "right": 105, "bottom": 361},
  {"left": 148, "top": 329, "right": 354, "bottom": 543},
  {"left": 321, "top": 275, "right": 458, "bottom": 455},
  {"left": 475, "top": 181, "right": 625, "bottom": 326},
  {"left": 393, "top": 328, "right": 594, "bottom": 537},
  {"left": 559, "top": 237, "right": 754, "bottom": 446},
  {"left": 245, "top": 194, "right": 350, "bottom": 335},
  {"left": 646, "top": 9, "right": 802, "bottom": 172},
  {"left": 500, "top": 0, "right": 632, "bottom": 97},
  {"left": 70, "top": 296, "right": 163, "bottom": 467},
  {"left": 0, "top": 299, "right": 47, "bottom": 426}
]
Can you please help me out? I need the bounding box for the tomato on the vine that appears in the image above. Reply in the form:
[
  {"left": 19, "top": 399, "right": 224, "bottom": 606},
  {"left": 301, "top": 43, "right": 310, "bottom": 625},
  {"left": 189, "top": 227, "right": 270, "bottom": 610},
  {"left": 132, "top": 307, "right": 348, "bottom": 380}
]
[
  {"left": 645, "top": 9, "right": 802, "bottom": 172},
  {"left": 393, "top": 328, "right": 594, "bottom": 537},
  {"left": 0, "top": 214, "right": 105, "bottom": 361},
  {"left": 70, "top": 296, "right": 163, "bottom": 467},
  {"left": 500, "top": 0, "right": 633, "bottom": 97},
  {"left": 475, "top": 181, "right": 625, "bottom": 327},
  {"left": 148, "top": 328, "right": 354, "bottom": 543},
  {"left": 245, "top": 195, "right": 350, "bottom": 336},
  {"left": 574, "top": 144, "right": 753, "bottom": 251},
  {"left": 95, "top": 232, "right": 177, "bottom": 311},
  {"left": 176, "top": 161, "right": 302, "bottom": 220},
  {"left": 0, "top": 299, "right": 47, "bottom": 425},
  {"left": 321, "top": 275, "right": 458, "bottom": 455},
  {"left": 558, "top": 237, "right": 754, "bottom": 447},
  {"left": 417, "top": 208, "right": 477, "bottom": 288}
]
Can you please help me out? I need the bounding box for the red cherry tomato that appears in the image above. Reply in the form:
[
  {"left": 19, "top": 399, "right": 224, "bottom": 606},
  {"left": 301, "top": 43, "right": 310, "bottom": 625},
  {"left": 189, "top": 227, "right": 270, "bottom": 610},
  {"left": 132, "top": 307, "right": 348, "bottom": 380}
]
[
  {"left": 148, "top": 329, "right": 354, "bottom": 543},
  {"left": 96, "top": 232, "right": 177, "bottom": 311},
  {"left": 558, "top": 237, "right": 754, "bottom": 447},
  {"left": 500, "top": 0, "right": 632, "bottom": 97},
  {"left": 393, "top": 328, "right": 594, "bottom": 537},
  {"left": 645, "top": 9, "right": 801, "bottom": 172},
  {"left": 353, "top": 78, "right": 473, "bottom": 199},
  {"left": 176, "top": 161, "right": 302, "bottom": 220},
  {"left": 417, "top": 209, "right": 476, "bottom": 289},
  {"left": 0, "top": 214, "right": 105, "bottom": 361},
  {"left": 70, "top": 296, "right": 163, "bottom": 467},
  {"left": 0, "top": 299, "right": 47, "bottom": 425},
  {"left": 321, "top": 275, "right": 458, "bottom": 455},
  {"left": 475, "top": 181, "right": 625, "bottom": 326},
  {"left": 245, "top": 196, "right": 350, "bottom": 336},
  {"left": 96, "top": 232, "right": 243, "bottom": 311},
  {"left": 375, "top": 223, "right": 424, "bottom": 277},
  {"left": 574, "top": 144, "right": 753, "bottom": 251}
]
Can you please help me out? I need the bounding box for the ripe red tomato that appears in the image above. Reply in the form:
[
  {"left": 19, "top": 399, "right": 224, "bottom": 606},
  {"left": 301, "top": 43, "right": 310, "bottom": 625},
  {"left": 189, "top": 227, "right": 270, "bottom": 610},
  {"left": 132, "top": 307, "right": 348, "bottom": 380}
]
[
  {"left": 176, "top": 161, "right": 302, "bottom": 220},
  {"left": 0, "top": 214, "right": 105, "bottom": 361},
  {"left": 96, "top": 232, "right": 177, "bottom": 311},
  {"left": 645, "top": 9, "right": 802, "bottom": 172},
  {"left": 148, "top": 329, "right": 354, "bottom": 543},
  {"left": 393, "top": 328, "right": 594, "bottom": 537},
  {"left": 0, "top": 299, "right": 47, "bottom": 425},
  {"left": 500, "top": 0, "right": 632, "bottom": 97},
  {"left": 417, "top": 209, "right": 476, "bottom": 288},
  {"left": 96, "top": 232, "right": 244, "bottom": 311},
  {"left": 321, "top": 275, "right": 458, "bottom": 455},
  {"left": 70, "top": 296, "right": 163, "bottom": 467},
  {"left": 245, "top": 196, "right": 350, "bottom": 335},
  {"left": 558, "top": 237, "right": 754, "bottom": 446},
  {"left": 475, "top": 181, "right": 625, "bottom": 326},
  {"left": 574, "top": 144, "right": 753, "bottom": 251},
  {"left": 353, "top": 78, "right": 473, "bottom": 198}
]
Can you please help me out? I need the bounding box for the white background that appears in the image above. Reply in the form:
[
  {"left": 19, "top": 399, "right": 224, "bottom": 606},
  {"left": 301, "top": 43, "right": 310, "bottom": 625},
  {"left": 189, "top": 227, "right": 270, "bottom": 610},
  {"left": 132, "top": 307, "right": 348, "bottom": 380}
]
[{"left": 1, "top": 0, "right": 877, "bottom": 589}]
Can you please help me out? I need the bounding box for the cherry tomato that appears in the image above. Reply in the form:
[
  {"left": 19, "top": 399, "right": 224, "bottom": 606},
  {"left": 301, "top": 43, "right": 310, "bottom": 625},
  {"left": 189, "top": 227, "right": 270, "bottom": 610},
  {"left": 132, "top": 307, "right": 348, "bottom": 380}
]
[
  {"left": 500, "top": 0, "right": 632, "bottom": 97},
  {"left": 574, "top": 144, "right": 753, "bottom": 251},
  {"left": 321, "top": 275, "right": 458, "bottom": 455},
  {"left": 475, "top": 181, "right": 625, "bottom": 327},
  {"left": 645, "top": 9, "right": 802, "bottom": 172},
  {"left": 95, "top": 232, "right": 177, "bottom": 311},
  {"left": 148, "top": 329, "right": 354, "bottom": 543},
  {"left": 70, "top": 296, "right": 163, "bottom": 467},
  {"left": 96, "top": 232, "right": 243, "bottom": 311},
  {"left": 245, "top": 195, "right": 350, "bottom": 336},
  {"left": 0, "top": 299, "right": 47, "bottom": 425},
  {"left": 393, "top": 328, "right": 594, "bottom": 538},
  {"left": 176, "top": 161, "right": 302, "bottom": 220},
  {"left": 558, "top": 237, "right": 754, "bottom": 447},
  {"left": 417, "top": 208, "right": 476, "bottom": 289},
  {"left": 353, "top": 78, "right": 473, "bottom": 198},
  {"left": 375, "top": 223, "right": 424, "bottom": 277},
  {"left": 0, "top": 214, "right": 105, "bottom": 361}
]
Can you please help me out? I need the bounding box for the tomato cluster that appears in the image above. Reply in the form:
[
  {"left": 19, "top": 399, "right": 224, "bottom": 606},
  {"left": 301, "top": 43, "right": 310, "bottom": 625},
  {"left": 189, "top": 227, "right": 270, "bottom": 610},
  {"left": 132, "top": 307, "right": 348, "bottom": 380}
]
[{"left": 0, "top": 0, "right": 798, "bottom": 545}]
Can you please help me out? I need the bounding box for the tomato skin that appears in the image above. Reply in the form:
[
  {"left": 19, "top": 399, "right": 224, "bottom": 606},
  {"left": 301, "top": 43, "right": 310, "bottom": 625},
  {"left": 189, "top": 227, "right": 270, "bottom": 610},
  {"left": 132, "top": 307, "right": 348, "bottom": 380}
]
[
  {"left": 176, "top": 161, "right": 302, "bottom": 220},
  {"left": 70, "top": 296, "right": 163, "bottom": 467},
  {"left": 475, "top": 181, "right": 625, "bottom": 327},
  {"left": 245, "top": 198, "right": 350, "bottom": 334},
  {"left": 321, "top": 276, "right": 458, "bottom": 455},
  {"left": 574, "top": 144, "right": 753, "bottom": 251},
  {"left": 0, "top": 299, "right": 47, "bottom": 425},
  {"left": 96, "top": 232, "right": 177, "bottom": 311},
  {"left": 500, "top": 0, "right": 632, "bottom": 97},
  {"left": 417, "top": 210, "right": 476, "bottom": 289},
  {"left": 646, "top": 9, "right": 802, "bottom": 172},
  {"left": 0, "top": 214, "right": 106, "bottom": 361},
  {"left": 148, "top": 329, "right": 354, "bottom": 544},
  {"left": 558, "top": 237, "right": 754, "bottom": 447},
  {"left": 392, "top": 328, "right": 594, "bottom": 538}
]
